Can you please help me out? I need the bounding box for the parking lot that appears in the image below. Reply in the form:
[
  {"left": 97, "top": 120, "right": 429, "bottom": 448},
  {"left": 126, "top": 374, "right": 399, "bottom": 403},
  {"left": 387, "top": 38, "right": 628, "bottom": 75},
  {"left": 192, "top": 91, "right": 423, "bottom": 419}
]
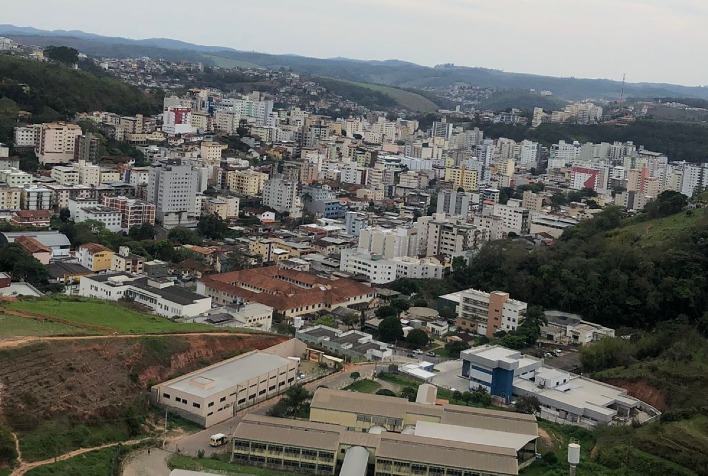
[{"left": 431, "top": 359, "right": 469, "bottom": 392}]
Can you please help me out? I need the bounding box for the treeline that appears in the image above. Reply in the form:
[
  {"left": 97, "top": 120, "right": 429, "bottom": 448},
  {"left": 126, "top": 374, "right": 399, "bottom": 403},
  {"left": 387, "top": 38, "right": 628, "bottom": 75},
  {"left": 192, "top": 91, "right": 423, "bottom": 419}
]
[
  {"left": 472, "top": 118, "right": 708, "bottom": 163},
  {"left": 0, "top": 54, "right": 163, "bottom": 143}
]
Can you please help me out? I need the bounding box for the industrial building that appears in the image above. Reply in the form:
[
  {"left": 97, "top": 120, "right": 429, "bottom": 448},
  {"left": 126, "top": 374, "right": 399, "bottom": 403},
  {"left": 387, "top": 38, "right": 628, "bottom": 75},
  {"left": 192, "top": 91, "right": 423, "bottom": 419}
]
[
  {"left": 231, "top": 387, "right": 538, "bottom": 476},
  {"left": 152, "top": 340, "right": 305, "bottom": 427},
  {"left": 461, "top": 345, "right": 653, "bottom": 427}
]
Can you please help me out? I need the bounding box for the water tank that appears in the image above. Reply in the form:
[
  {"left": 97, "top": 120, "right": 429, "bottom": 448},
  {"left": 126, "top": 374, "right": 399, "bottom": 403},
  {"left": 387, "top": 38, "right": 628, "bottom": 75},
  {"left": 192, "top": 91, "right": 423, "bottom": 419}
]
[
  {"left": 401, "top": 425, "right": 416, "bottom": 435},
  {"left": 568, "top": 443, "right": 581, "bottom": 465},
  {"left": 368, "top": 425, "right": 387, "bottom": 435}
]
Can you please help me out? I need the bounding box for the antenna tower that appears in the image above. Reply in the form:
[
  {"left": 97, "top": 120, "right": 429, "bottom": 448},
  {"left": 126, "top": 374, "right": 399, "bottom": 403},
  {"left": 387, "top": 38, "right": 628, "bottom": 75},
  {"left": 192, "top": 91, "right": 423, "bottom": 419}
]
[{"left": 619, "top": 73, "right": 626, "bottom": 109}]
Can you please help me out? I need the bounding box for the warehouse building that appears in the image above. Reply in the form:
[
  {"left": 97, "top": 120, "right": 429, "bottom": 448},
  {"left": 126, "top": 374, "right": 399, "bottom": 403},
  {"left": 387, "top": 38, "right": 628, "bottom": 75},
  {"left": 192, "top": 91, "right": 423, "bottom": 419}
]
[
  {"left": 231, "top": 387, "right": 538, "bottom": 475},
  {"left": 152, "top": 345, "right": 302, "bottom": 427}
]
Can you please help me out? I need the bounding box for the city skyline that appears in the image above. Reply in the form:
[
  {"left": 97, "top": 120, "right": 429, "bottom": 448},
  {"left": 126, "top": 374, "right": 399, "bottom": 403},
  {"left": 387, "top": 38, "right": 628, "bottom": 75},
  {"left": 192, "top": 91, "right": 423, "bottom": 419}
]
[{"left": 1, "top": 0, "right": 706, "bottom": 86}]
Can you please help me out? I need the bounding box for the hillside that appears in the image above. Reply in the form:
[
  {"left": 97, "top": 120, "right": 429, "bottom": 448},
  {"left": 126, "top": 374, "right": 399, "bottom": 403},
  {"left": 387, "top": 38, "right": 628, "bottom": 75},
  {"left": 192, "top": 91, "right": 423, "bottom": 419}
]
[
  {"left": 5, "top": 26, "right": 708, "bottom": 101},
  {"left": 476, "top": 89, "right": 568, "bottom": 111},
  {"left": 0, "top": 54, "right": 162, "bottom": 144},
  {"left": 315, "top": 77, "right": 439, "bottom": 112},
  {"left": 0, "top": 298, "right": 285, "bottom": 468}
]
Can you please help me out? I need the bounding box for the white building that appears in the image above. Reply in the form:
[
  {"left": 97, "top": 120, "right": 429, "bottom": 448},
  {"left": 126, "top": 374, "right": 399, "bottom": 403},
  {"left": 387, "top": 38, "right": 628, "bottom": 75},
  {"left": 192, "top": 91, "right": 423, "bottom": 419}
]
[
  {"left": 262, "top": 176, "right": 302, "bottom": 218},
  {"left": 147, "top": 159, "right": 200, "bottom": 228},
  {"left": 357, "top": 226, "right": 419, "bottom": 259},
  {"left": 73, "top": 205, "right": 123, "bottom": 232},
  {"left": 491, "top": 199, "right": 530, "bottom": 235},
  {"left": 436, "top": 189, "right": 472, "bottom": 217},
  {"left": 339, "top": 249, "right": 445, "bottom": 284},
  {"left": 14, "top": 125, "right": 40, "bottom": 148},
  {"left": 162, "top": 106, "right": 195, "bottom": 136},
  {"left": 0, "top": 168, "right": 32, "bottom": 187},
  {"left": 79, "top": 273, "right": 212, "bottom": 317}
]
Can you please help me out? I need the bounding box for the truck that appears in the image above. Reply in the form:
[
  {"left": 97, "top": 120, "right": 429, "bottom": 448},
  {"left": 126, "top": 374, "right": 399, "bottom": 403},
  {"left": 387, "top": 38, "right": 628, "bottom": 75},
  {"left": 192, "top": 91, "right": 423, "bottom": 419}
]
[{"left": 209, "top": 433, "right": 227, "bottom": 447}]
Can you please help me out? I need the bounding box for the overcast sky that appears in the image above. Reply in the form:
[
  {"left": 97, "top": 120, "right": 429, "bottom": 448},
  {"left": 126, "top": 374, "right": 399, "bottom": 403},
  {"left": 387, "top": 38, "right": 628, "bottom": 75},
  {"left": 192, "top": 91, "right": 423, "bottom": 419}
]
[{"left": 1, "top": 0, "right": 706, "bottom": 85}]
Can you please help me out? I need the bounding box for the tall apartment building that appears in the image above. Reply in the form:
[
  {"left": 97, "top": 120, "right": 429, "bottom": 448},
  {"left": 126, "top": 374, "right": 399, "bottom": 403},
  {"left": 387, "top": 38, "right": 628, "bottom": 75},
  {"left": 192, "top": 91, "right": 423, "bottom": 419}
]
[
  {"left": 103, "top": 196, "right": 156, "bottom": 230},
  {"left": 20, "top": 186, "right": 52, "bottom": 210},
  {"left": 0, "top": 168, "right": 32, "bottom": 187},
  {"left": 416, "top": 214, "right": 486, "bottom": 256},
  {"left": 35, "top": 123, "right": 83, "bottom": 164},
  {"left": 200, "top": 141, "right": 226, "bottom": 164},
  {"left": 225, "top": 169, "right": 268, "bottom": 196},
  {"left": 437, "top": 189, "right": 472, "bottom": 216},
  {"left": 147, "top": 159, "right": 200, "bottom": 228},
  {"left": 455, "top": 288, "right": 527, "bottom": 337},
  {"left": 444, "top": 166, "right": 478, "bottom": 192},
  {"left": 13, "top": 125, "right": 40, "bottom": 149},
  {"left": 73, "top": 133, "right": 100, "bottom": 163},
  {"left": 262, "top": 175, "right": 302, "bottom": 218},
  {"left": 491, "top": 199, "right": 530, "bottom": 235},
  {"left": 680, "top": 163, "right": 708, "bottom": 197},
  {"left": 0, "top": 187, "right": 21, "bottom": 210},
  {"left": 358, "top": 226, "right": 419, "bottom": 259},
  {"left": 344, "top": 211, "right": 367, "bottom": 237},
  {"left": 522, "top": 190, "right": 544, "bottom": 212}
]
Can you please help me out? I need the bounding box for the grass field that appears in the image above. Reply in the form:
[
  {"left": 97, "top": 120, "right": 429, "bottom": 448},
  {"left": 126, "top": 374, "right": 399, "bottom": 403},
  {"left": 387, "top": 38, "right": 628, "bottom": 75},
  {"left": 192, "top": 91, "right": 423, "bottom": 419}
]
[
  {"left": 0, "top": 312, "right": 93, "bottom": 338},
  {"left": 609, "top": 207, "right": 708, "bottom": 249},
  {"left": 24, "top": 446, "right": 124, "bottom": 476},
  {"left": 330, "top": 78, "right": 439, "bottom": 112},
  {"left": 169, "top": 454, "right": 305, "bottom": 476},
  {"left": 205, "top": 54, "right": 262, "bottom": 69},
  {"left": 343, "top": 379, "right": 381, "bottom": 393},
  {"left": 4, "top": 298, "right": 225, "bottom": 335}
]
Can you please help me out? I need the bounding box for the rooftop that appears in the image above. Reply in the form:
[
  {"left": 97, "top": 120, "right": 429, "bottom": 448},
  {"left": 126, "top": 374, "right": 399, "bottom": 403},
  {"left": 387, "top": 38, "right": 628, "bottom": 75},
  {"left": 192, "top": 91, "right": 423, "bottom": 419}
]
[{"left": 159, "top": 351, "right": 292, "bottom": 399}]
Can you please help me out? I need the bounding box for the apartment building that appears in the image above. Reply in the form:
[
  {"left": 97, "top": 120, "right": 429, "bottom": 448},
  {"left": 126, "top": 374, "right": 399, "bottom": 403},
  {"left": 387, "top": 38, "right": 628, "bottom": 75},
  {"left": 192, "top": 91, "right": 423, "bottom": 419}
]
[
  {"left": 20, "top": 186, "right": 52, "bottom": 210},
  {"left": 203, "top": 196, "right": 239, "bottom": 220},
  {"left": 200, "top": 141, "right": 226, "bottom": 164},
  {"left": 224, "top": 169, "right": 268, "bottom": 195},
  {"left": 50, "top": 166, "right": 80, "bottom": 185},
  {"left": 0, "top": 186, "right": 21, "bottom": 210},
  {"left": 444, "top": 165, "right": 478, "bottom": 192},
  {"left": 436, "top": 189, "right": 472, "bottom": 217},
  {"left": 74, "top": 206, "right": 122, "bottom": 232},
  {"left": 339, "top": 249, "right": 445, "bottom": 284},
  {"left": 357, "top": 226, "right": 419, "bottom": 260},
  {"left": 35, "top": 122, "right": 82, "bottom": 164},
  {"left": 416, "top": 214, "right": 486, "bottom": 256},
  {"left": 521, "top": 190, "right": 544, "bottom": 212},
  {"left": 77, "top": 243, "right": 114, "bottom": 272},
  {"left": 491, "top": 199, "right": 530, "bottom": 235},
  {"left": 110, "top": 246, "right": 145, "bottom": 274},
  {"left": 102, "top": 196, "right": 156, "bottom": 230},
  {"left": 13, "top": 125, "right": 40, "bottom": 148},
  {"left": 0, "top": 168, "right": 32, "bottom": 187},
  {"left": 442, "top": 288, "right": 527, "bottom": 338},
  {"left": 262, "top": 176, "right": 302, "bottom": 218},
  {"left": 147, "top": 159, "right": 200, "bottom": 228}
]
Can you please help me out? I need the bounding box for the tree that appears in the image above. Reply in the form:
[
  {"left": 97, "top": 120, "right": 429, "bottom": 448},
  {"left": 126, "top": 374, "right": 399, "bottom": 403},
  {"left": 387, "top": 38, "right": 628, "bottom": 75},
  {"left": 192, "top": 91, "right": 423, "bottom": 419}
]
[
  {"left": 350, "top": 372, "right": 360, "bottom": 382},
  {"left": 406, "top": 329, "right": 430, "bottom": 348},
  {"left": 341, "top": 313, "right": 361, "bottom": 329},
  {"left": 277, "top": 385, "right": 313, "bottom": 418},
  {"left": 375, "top": 306, "right": 398, "bottom": 319},
  {"left": 378, "top": 317, "right": 404, "bottom": 343},
  {"left": 375, "top": 389, "right": 397, "bottom": 397},
  {"left": 390, "top": 298, "right": 411, "bottom": 314},
  {"left": 128, "top": 223, "right": 155, "bottom": 241},
  {"left": 645, "top": 190, "right": 688, "bottom": 218},
  {"left": 168, "top": 226, "right": 202, "bottom": 245},
  {"left": 44, "top": 46, "right": 79, "bottom": 65},
  {"left": 59, "top": 208, "right": 71, "bottom": 223},
  {"left": 197, "top": 213, "right": 229, "bottom": 240},
  {"left": 445, "top": 341, "right": 470, "bottom": 358},
  {"left": 400, "top": 386, "right": 417, "bottom": 402},
  {"left": 515, "top": 395, "right": 541, "bottom": 414}
]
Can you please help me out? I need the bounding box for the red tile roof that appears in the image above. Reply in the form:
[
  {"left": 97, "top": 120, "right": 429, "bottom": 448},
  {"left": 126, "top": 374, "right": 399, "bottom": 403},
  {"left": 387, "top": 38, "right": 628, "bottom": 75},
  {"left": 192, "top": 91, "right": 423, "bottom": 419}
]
[
  {"left": 80, "top": 243, "right": 112, "bottom": 254},
  {"left": 15, "top": 235, "right": 51, "bottom": 254}
]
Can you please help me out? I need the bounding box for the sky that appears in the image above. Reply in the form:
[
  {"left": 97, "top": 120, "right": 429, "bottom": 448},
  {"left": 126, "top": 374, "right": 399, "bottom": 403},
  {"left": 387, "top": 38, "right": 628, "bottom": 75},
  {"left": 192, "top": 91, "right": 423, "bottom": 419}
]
[{"left": 1, "top": 0, "right": 706, "bottom": 86}]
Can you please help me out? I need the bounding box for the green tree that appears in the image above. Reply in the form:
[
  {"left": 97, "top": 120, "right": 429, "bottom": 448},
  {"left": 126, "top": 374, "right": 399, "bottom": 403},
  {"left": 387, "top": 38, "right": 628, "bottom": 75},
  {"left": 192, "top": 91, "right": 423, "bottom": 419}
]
[
  {"left": 445, "top": 341, "right": 470, "bottom": 358},
  {"left": 59, "top": 208, "right": 71, "bottom": 222},
  {"left": 378, "top": 317, "right": 404, "bottom": 343},
  {"left": 168, "top": 226, "right": 202, "bottom": 245},
  {"left": 350, "top": 372, "right": 360, "bottom": 382},
  {"left": 390, "top": 298, "right": 411, "bottom": 314},
  {"left": 279, "top": 385, "right": 313, "bottom": 418},
  {"left": 406, "top": 329, "right": 430, "bottom": 348},
  {"left": 44, "top": 45, "right": 79, "bottom": 65},
  {"left": 197, "top": 213, "right": 230, "bottom": 240},
  {"left": 644, "top": 190, "right": 688, "bottom": 218},
  {"left": 315, "top": 315, "right": 337, "bottom": 328},
  {"left": 375, "top": 389, "right": 397, "bottom": 397},
  {"left": 400, "top": 387, "right": 417, "bottom": 402},
  {"left": 515, "top": 395, "right": 541, "bottom": 414},
  {"left": 375, "top": 306, "right": 398, "bottom": 319},
  {"left": 128, "top": 223, "right": 155, "bottom": 241}
]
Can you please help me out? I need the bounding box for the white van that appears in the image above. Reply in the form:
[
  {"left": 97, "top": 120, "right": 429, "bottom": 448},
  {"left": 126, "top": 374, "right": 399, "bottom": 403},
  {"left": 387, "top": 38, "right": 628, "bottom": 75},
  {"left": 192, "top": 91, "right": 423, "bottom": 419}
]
[{"left": 209, "top": 433, "right": 227, "bottom": 447}]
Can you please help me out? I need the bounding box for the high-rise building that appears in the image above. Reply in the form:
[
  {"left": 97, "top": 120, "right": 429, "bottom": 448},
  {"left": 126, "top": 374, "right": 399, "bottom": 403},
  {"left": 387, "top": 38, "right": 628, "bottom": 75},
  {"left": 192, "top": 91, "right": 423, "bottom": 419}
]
[
  {"left": 444, "top": 166, "right": 478, "bottom": 192},
  {"left": 35, "top": 123, "right": 82, "bottom": 164},
  {"left": 224, "top": 169, "right": 269, "bottom": 196},
  {"left": 103, "top": 196, "right": 156, "bottom": 230},
  {"left": 73, "top": 133, "right": 100, "bottom": 163},
  {"left": 437, "top": 189, "right": 472, "bottom": 217},
  {"left": 147, "top": 159, "right": 199, "bottom": 228},
  {"left": 358, "top": 226, "right": 419, "bottom": 259},
  {"left": 262, "top": 175, "right": 302, "bottom": 218},
  {"left": 454, "top": 288, "right": 527, "bottom": 337}
]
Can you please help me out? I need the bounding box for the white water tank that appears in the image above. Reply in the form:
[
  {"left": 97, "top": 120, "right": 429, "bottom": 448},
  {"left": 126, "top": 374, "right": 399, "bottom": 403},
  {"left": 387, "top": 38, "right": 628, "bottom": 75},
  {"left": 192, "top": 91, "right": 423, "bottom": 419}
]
[{"left": 568, "top": 443, "right": 580, "bottom": 465}]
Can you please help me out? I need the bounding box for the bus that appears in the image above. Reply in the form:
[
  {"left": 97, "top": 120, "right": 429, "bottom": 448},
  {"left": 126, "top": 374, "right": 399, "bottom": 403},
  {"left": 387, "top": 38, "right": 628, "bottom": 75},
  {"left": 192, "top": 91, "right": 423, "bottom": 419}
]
[{"left": 209, "top": 433, "right": 227, "bottom": 447}]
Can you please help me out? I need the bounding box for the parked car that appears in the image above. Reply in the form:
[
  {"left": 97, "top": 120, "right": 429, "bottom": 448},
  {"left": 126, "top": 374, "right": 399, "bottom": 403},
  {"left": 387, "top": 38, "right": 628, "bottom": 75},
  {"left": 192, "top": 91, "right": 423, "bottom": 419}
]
[
  {"left": 412, "top": 349, "right": 423, "bottom": 355},
  {"left": 407, "top": 353, "right": 416, "bottom": 358},
  {"left": 426, "top": 351, "right": 436, "bottom": 357}
]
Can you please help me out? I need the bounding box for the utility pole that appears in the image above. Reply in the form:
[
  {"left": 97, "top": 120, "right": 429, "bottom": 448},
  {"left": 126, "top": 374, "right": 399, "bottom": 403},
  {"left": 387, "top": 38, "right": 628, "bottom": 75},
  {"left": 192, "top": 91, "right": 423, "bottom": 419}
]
[{"left": 162, "top": 407, "right": 168, "bottom": 450}]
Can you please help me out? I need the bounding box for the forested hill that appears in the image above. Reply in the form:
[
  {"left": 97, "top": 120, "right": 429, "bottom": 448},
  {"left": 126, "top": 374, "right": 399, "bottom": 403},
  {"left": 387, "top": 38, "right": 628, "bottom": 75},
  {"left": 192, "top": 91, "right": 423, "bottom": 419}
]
[
  {"left": 461, "top": 197, "right": 708, "bottom": 330},
  {"left": 0, "top": 54, "right": 163, "bottom": 143},
  {"left": 397, "top": 193, "right": 708, "bottom": 332}
]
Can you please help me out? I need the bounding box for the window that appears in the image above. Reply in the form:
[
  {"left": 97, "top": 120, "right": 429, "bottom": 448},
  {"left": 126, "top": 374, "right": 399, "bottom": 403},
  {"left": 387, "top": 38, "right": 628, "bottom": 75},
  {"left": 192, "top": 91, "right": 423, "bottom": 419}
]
[
  {"left": 192, "top": 402, "right": 200, "bottom": 408},
  {"left": 162, "top": 393, "right": 170, "bottom": 399},
  {"left": 220, "top": 396, "right": 226, "bottom": 402},
  {"left": 208, "top": 402, "right": 214, "bottom": 407}
]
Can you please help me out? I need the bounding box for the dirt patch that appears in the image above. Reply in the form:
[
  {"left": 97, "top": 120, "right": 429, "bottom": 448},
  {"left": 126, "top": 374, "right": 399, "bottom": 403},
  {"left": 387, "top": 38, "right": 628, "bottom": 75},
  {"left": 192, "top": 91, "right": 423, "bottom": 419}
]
[
  {"left": 538, "top": 427, "right": 555, "bottom": 449},
  {"left": 0, "top": 334, "right": 286, "bottom": 434},
  {"left": 604, "top": 379, "right": 668, "bottom": 411}
]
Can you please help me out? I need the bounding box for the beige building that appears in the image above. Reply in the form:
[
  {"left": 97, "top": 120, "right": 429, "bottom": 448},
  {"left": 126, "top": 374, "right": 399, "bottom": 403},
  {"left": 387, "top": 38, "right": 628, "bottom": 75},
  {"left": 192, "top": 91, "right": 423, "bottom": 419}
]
[
  {"left": 232, "top": 387, "right": 538, "bottom": 476},
  {"left": 200, "top": 141, "right": 226, "bottom": 164},
  {"left": 0, "top": 186, "right": 21, "bottom": 210},
  {"left": 203, "top": 196, "right": 240, "bottom": 220},
  {"left": 225, "top": 169, "right": 268, "bottom": 196},
  {"left": 50, "top": 166, "right": 80, "bottom": 185},
  {"left": 0, "top": 168, "right": 32, "bottom": 187},
  {"left": 152, "top": 344, "right": 303, "bottom": 427},
  {"left": 453, "top": 288, "right": 527, "bottom": 338},
  {"left": 521, "top": 190, "right": 544, "bottom": 212},
  {"left": 445, "top": 165, "right": 479, "bottom": 192},
  {"left": 35, "top": 122, "right": 82, "bottom": 164}
]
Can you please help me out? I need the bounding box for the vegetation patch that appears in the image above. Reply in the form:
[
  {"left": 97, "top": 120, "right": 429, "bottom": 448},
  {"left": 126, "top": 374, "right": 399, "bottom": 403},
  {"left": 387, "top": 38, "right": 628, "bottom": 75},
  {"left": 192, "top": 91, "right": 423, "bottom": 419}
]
[
  {"left": 343, "top": 379, "right": 381, "bottom": 394},
  {"left": 0, "top": 312, "right": 92, "bottom": 338},
  {"left": 169, "top": 453, "right": 304, "bottom": 476},
  {"left": 24, "top": 445, "right": 129, "bottom": 476}
]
